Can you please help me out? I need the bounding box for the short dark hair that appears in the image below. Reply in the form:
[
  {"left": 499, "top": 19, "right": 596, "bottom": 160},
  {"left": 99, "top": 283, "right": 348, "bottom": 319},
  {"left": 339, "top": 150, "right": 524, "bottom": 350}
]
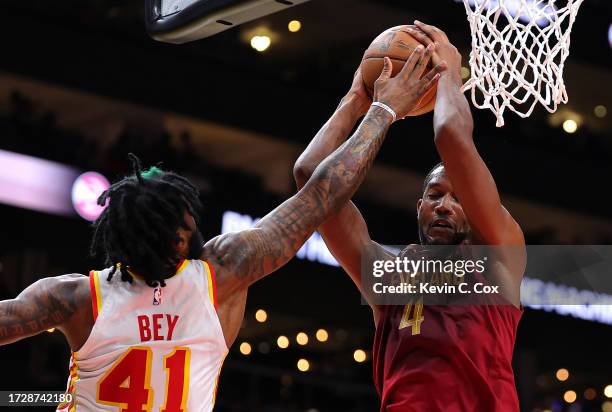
[
  {"left": 422, "top": 162, "right": 444, "bottom": 194},
  {"left": 90, "top": 154, "right": 202, "bottom": 288}
]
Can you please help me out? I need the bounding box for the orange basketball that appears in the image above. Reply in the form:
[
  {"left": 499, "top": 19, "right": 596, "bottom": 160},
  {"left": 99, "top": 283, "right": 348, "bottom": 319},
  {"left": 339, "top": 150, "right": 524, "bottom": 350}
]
[{"left": 361, "top": 25, "right": 437, "bottom": 117}]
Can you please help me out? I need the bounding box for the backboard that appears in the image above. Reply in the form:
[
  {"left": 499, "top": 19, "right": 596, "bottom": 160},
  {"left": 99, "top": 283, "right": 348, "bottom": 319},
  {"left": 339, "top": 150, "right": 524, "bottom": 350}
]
[{"left": 146, "top": 0, "right": 311, "bottom": 44}]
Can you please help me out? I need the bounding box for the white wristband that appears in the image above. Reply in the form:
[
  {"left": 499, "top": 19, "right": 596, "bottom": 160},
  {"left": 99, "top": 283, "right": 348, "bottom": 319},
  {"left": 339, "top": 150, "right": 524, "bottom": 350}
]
[{"left": 371, "top": 102, "right": 397, "bottom": 123}]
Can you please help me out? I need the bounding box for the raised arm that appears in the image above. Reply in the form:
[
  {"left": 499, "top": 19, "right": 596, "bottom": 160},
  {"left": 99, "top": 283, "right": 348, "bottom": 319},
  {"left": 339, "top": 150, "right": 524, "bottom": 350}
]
[
  {"left": 206, "top": 48, "right": 445, "bottom": 297},
  {"left": 293, "top": 69, "right": 393, "bottom": 308},
  {"left": 0, "top": 274, "right": 90, "bottom": 347},
  {"left": 293, "top": 68, "right": 371, "bottom": 186},
  {"left": 407, "top": 22, "right": 524, "bottom": 247}
]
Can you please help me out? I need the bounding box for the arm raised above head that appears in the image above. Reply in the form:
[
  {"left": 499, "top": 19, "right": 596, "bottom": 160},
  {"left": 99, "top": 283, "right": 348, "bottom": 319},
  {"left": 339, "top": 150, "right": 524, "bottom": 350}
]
[
  {"left": 206, "top": 105, "right": 393, "bottom": 295},
  {"left": 409, "top": 21, "right": 524, "bottom": 247},
  {"left": 293, "top": 68, "right": 394, "bottom": 311},
  {"left": 207, "top": 49, "right": 447, "bottom": 297}
]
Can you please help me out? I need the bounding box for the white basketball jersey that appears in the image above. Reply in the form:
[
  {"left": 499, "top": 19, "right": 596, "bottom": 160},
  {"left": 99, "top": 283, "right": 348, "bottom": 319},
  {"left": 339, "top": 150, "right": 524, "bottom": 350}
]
[{"left": 57, "top": 260, "right": 227, "bottom": 412}]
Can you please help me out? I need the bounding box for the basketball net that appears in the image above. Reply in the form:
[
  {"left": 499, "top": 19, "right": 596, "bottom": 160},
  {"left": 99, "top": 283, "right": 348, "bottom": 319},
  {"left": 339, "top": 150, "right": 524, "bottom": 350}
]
[{"left": 461, "top": 0, "right": 584, "bottom": 126}]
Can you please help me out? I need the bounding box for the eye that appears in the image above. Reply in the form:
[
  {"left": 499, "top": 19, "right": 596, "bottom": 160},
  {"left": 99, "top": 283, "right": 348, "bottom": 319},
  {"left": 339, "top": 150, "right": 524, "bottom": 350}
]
[{"left": 427, "top": 192, "right": 442, "bottom": 199}]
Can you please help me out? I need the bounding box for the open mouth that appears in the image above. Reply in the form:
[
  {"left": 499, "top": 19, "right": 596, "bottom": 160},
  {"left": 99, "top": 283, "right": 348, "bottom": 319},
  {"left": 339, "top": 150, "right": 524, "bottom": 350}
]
[{"left": 430, "top": 219, "right": 453, "bottom": 230}]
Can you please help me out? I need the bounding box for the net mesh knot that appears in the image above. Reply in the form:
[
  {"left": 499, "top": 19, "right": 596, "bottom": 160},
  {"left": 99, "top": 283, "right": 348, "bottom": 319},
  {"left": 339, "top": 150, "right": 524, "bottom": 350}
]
[{"left": 461, "top": 0, "right": 584, "bottom": 126}]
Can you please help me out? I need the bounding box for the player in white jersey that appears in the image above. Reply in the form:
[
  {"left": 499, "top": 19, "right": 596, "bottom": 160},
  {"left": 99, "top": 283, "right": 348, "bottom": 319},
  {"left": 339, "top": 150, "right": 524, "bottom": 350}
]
[
  {"left": 0, "top": 45, "right": 446, "bottom": 411},
  {"left": 58, "top": 260, "right": 225, "bottom": 411}
]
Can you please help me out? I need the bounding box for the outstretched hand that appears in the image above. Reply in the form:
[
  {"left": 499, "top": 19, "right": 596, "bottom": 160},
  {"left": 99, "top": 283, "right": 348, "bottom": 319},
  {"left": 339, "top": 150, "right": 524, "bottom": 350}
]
[
  {"left": 405, "top": 21, "right": 462, "bottom": 85},
  {"left": 373, "top": 43, "right": 447, "bottom": 120}
]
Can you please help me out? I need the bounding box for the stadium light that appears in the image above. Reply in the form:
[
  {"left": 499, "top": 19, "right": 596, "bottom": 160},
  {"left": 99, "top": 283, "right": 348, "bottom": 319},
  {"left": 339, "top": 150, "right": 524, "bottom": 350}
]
[
  {"left": 555, "top": 368, "right": 569, "bottom": 381},
  {"left": 315, "top": 329, "right": 328, "bottom": 342},
  {"left": 353, "top": 349, "right": 367, "bottom": 363},
  {"left": 296, "top": 332, "right": 309, "bottom": 345},
  {"left": 594, "top": 105, "right": 607, "bottom": 118},
  {"left": 277, "top": 336, "right": 290, "bottom": 349},
  {"left": 288, "top": 20, "right": 302, "bottom": 32},
  {"left": 255, "top": 309, "right": 267, "bottom": 322},
  {"left": 563, "top": 390, "right": 576, "bottom": 403},
  {"left": 251, "top": 35, "right": 271, "bottom": 52},
  {"left": 562, "top": 119, "right": 578, "bottom": 134},
  {"left": 297, "top": 359, "right": 310, "bottom": 372},
  {"left": 583, "top": 388, "right": 596, "bottom": 400},
  {"left": 239, "top": 342, "right": 252, "bottom": 355}
]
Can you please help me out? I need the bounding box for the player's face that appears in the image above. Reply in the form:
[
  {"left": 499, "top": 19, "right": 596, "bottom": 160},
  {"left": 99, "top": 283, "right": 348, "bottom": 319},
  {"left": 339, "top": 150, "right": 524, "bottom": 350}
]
[
  {"left": 177, "top": 211, "right": 204, "bottom": 259},
  {"left": 417, "top": 167, "right": 470, "bottom": 245}
]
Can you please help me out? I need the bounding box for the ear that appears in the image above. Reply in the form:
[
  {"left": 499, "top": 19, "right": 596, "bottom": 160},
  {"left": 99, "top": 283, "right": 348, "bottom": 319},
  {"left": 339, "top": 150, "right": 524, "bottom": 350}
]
[
  {"left": 175, "top": 227, "right": 190, "bottom": 255},
  {"left": 416, "top": 198, "right": 423, "bottom": 216}
]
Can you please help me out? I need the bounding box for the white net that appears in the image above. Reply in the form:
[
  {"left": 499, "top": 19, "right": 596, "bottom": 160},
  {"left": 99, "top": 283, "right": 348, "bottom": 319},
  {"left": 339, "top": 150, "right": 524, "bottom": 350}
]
[{"left": 461, "top": 0, "right": 584, "bottom": 126}]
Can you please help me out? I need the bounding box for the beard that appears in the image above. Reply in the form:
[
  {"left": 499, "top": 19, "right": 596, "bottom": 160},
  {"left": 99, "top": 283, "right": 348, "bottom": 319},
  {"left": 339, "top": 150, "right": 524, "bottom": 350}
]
[
  {"left": 418, "top": 224, "right": 469, "bottom": 246},
  {"left": 187, "top": 230, "right": 205, "bottom": 259}
]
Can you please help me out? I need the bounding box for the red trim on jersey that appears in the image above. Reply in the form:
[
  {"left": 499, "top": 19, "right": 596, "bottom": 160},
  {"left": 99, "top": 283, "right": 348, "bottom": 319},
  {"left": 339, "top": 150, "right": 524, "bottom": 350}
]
[
  {"left": 208, "top": 261, "right": 218, "bottom": 310},
  {"left": 89, "top": 271, "right": 99, "bottom": 321}
]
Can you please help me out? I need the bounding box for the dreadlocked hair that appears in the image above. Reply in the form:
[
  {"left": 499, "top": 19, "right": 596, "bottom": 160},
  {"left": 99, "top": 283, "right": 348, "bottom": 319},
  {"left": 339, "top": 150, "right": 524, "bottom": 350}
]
[{"left": 90, "top": 153, "right": 202, "bottom": 288}]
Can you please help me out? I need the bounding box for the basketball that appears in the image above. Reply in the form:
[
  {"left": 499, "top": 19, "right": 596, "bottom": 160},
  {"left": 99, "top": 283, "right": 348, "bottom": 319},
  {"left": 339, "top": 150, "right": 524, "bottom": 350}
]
[{"left": 361, "top": 25, "right": 437, "bottom": 117}]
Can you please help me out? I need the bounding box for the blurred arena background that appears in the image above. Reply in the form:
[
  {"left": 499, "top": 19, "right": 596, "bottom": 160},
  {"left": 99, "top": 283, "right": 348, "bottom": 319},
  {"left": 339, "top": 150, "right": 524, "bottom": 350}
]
[{"left": 0, "top": 0, "right": 611, "bottom": 411}]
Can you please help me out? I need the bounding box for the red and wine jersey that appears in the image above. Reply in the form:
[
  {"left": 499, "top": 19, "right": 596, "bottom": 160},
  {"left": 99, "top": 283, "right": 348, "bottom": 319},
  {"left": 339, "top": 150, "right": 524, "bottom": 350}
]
[{"left": 373, "top": 300, "right": 522, "bottom": 412}]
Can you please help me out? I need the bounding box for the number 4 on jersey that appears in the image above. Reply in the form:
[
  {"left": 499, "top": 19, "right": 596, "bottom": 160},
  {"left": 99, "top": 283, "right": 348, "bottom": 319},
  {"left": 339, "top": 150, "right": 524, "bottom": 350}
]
[
  {"left": 399, "top": 299, "right": 424, "bottom": 335},
  {"left": 97, "top": 347, "right": 190, "bottom": 412}
]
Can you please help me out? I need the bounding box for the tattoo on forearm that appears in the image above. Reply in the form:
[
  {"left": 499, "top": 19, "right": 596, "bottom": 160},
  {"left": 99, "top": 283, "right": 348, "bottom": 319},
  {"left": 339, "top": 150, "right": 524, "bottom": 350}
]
[{"left": 213, "top": 109, "right": 391, "bottom": 285}]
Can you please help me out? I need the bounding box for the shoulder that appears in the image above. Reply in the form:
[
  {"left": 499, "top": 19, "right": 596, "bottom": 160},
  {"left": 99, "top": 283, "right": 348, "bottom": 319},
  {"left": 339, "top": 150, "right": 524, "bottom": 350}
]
[
  {"left": 53, "top": 273, "right": 90, "bottom": 288},
  {"left": 33, "top": 273, "right": 88, "bottom": 291},
  {"left": 18, "top": 274, "right": 91, "bottom": 330},
  {"left": 42, "top": 274, "right": 90, "bottom": 304},
  {"left": 202, "top": 231, "right": 260, "bottom": 271}
]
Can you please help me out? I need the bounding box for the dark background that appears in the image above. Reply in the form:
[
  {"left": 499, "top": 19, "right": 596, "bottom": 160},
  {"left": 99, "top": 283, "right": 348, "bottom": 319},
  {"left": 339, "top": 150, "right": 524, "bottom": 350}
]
[{"left": 0, "top": 0, "right": 611, "bottom": 411}]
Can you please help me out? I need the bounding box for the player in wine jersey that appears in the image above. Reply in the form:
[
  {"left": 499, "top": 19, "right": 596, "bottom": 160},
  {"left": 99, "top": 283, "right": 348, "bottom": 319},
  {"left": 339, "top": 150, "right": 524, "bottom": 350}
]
[
  {"left": 294, "top": 21, "right": 525, "bottom": 411},
  {"left": 0, "top": 45, "right": 446, "bottom": 412}
]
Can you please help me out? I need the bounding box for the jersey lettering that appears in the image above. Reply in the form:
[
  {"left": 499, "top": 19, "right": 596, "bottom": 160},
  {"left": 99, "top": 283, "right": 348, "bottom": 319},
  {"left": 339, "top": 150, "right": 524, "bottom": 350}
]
[{"left": 137, "top": 314, "right": 180, "bottom": 342}]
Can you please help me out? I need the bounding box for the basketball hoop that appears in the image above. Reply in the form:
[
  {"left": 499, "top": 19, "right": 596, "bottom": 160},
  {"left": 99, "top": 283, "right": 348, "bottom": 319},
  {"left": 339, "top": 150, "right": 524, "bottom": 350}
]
[{"left": 460, "top": 0, "right": 584, "bottom": 126}]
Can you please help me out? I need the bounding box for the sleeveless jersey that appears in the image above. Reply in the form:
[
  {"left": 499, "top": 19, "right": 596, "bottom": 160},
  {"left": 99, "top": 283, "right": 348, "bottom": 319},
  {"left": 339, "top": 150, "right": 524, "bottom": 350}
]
[
  {"left": 372, "top": 244, "right": 523, "bottom": 411},
  {"left": 373, "top": 301, "right": 521, "bottom": 412},
  {"left": 57, "top": 259, "right": 227, "bottom": 412}
]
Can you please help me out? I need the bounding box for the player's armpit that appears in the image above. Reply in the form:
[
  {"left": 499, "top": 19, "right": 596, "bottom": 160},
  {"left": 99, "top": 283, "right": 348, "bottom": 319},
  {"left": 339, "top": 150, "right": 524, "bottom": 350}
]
[
  {"left": 433, "top": 75, "right": 524, "bottom": 247},
  {"left": 317, "top": 200, "right": 392, "bottom": 311},
  {"left": 0, "top": 274, "right": 88, "bottom": 345},
  {"left": 435, "top": 129, "right": 524, "bottom": 246}
]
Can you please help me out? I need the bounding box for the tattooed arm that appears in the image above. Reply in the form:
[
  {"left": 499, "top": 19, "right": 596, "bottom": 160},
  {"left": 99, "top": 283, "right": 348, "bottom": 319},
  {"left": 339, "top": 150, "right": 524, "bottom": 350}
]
[
  {"left": 0, "top": 274, "right": 91, "bottom": 349},
  {"left": 205, "top": 107, "right": 392, "bottom": 296},
  {"left": 206, "top": 46, "right": 446, "bottom": 297},
  {"left": 293, "top": 69, "right": 394, "bottom": 313}
]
